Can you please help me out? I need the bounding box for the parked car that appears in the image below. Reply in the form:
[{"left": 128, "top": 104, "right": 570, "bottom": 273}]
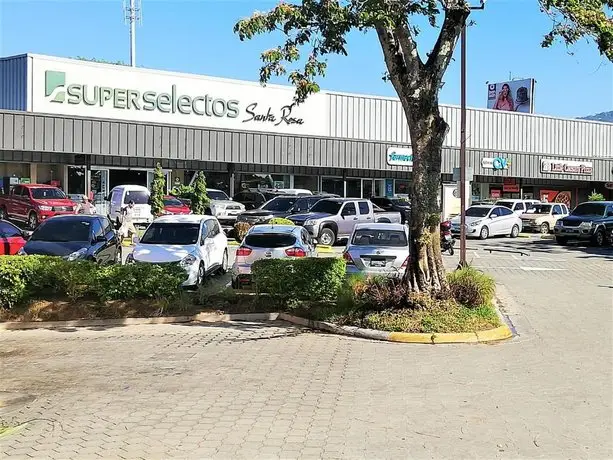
[
  {"left": 107, "top": 184, "right": 153, "bottom": 228},
  {"left": 369, "top": 196, "right": 411, "bottom": 224},
  {"left": 205, "top": 189, "right": 246, "bottom": 229},
  {"left": 273, "top": 189, "right": 313, "bottom": 196},
  {"left": 162, "top": 195, "right": 192, "bottom": 215},
  {"left": 18, "top": 214, "right": 120, "bottom": 263},
  {"left": 237, "top": 195, "right": 329, "bottom": 225},
  {"left": 127, "top": 215, "right": 228, "bottom": 287},
  {"left": 520, "top": 203, "right": 569, "bottom": 234},
  {"left": 287, "top": 198, "right": 402, "bottom": 246},
  {"left": 495, "top": 199, "right": 532, "bottom": 216},
  {"left": 233, "top": 189, "right": 288, "bottom": 210},
  {"left": 450, "top": 205, "right": 522, "bottom": 240},
  {"left": 231, "top": 224, "right": 316, "bottom": 288},
  {"left": 343, "top": 223, "right": 410, "bottom": 278},
  {"left": 0, "top": 184, "right": 76, "bottom": 229},
  {"left": 553, "top": 201, "right": 613, "bottom": 247},
  {"left": 0, "top": 219, "right": 28, "bottom": 255}
]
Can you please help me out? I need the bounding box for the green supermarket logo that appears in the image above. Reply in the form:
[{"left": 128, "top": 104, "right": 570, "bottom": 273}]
[{"left": 43, "top": 70, "right": 240, "bottom": 119}]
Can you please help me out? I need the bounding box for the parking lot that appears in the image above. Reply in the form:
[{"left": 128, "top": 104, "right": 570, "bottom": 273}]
[{"left": 1, "top": 233, "right": 611, "bottom": 459}]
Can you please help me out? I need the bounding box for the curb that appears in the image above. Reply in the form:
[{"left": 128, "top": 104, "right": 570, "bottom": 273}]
[{"left": 315, "top": 245, "right": 334, "bottom": 253}]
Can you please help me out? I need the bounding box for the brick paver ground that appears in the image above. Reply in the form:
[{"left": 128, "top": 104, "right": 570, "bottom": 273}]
[{"left": 1, "top": 237, "right": 612, "bottom": 459}]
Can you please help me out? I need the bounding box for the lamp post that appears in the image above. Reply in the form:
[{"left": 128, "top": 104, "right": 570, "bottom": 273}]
[{"left": 459, "top": 0, "right": 486, "bottom": 267}]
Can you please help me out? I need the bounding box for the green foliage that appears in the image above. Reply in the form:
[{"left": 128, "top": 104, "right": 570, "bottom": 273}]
[
  {"left": 234, "top": 222, "right": 252, "bottom": 242},
  {"left": 75, "top": 56, "right": 128, "bottom": 66},
  {"left": 588, "top": 190, "right": 606, "bottom": 201},
  {"left": 170, "top": 184, "right": 195, "bottom": 202},
  {"left": 191, "top": 171, "right": 210, "bottom": 215},
  {"left": 150, "top": 163, "right": 166, "bottom": 217},
  {"left": 252, "top": 257, "right": 346, "bottom": 302},
  {"left": 446, "top": 266, "right": 496, "bottom": 307},
  {"left": 268, "top": 217, "right": 295, "bottom": 226},
  {"left": 0, "top": 256, "right": 187, "bottom": 310}
]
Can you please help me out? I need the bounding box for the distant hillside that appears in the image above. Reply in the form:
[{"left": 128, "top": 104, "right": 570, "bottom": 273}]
[{"left": 579, "top": 111, "right": 613, "bottom": 123}]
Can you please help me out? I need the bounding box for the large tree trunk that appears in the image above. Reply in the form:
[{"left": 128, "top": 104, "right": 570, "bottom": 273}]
[{"left": 402, "top": 103, "right": 449, "bottom": 293}]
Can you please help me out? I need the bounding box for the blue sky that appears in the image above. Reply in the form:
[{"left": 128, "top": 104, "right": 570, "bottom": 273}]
[{"left": 1, "top": 0, "right": 611, "bottom": 119}]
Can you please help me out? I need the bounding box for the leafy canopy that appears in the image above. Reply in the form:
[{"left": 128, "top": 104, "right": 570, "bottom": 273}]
[
  {"left": 235, "top": 0, "right": 612, "bottom": 103},
  {"left": 150, "top": 163, "right": 166, "bottom": 217}
]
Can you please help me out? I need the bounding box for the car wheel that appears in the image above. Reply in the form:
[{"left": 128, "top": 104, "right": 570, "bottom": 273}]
[
  {"left": 510, "top": 225, "right": 520, "bottom": 238},
  {"left": 592, "top": 229, "right": 605, "bottom": 247},
  {"left": 218, "top": 250, "right": 228, "bottom": 275},
  {"left": 196, "top": 262, "right": 205, "bottom": 286},
  {"left": 0, "top": 207, "right": 7, "bottom": 221},
  {"left": 448, "top": 246, "right": 455, "bottom": 256},
  {"left": 556, "top": 237, "right": 568, "bottom": 246},
  {"left": 28, "top": 212, "right": 38, "bottom": 230},
  {"left": 319, "top": 228, "right": 336, "bottom": 246},
  {"left": 479, "top": 226, "right": 489, "bottom": 240},
  {"left": 540, "top": 222, "right": 550, "bottom": 234}
]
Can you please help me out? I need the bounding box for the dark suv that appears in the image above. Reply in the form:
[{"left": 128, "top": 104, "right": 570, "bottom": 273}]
[
  {"left": 554, "top": 201, "right": 613, "bottom": 247},
  {"left": 370, "top": 196, "right": 411, "bottom": 224},
  {"left": 237, "top": 195, "right": 332, "bottom": 225}
]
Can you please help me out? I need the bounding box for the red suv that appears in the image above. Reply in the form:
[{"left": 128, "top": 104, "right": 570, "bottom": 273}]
[{"left": 0, "top": 184, "right": 76, "bottom": 229}]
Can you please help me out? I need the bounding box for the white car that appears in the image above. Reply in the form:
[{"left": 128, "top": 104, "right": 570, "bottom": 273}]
[
  {"left": 206, "top": 189, "right": 246, "bottom": 230},
  {"left": 451, "top": 205, "right": 522, "bottom": 240},
  {"left": 127, "top": 215, "right": 228, "bottom": 287},
  {"left": 494, "top": 199, "right": 532, "bottom": 216},
  {"left": 106, "top": 184, "right": 153, "bottom": 227}
]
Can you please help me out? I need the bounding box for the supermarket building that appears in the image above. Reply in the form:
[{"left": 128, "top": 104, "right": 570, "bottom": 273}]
[{"left": 0, "top": 53, "right": 612, "bottom": 212}]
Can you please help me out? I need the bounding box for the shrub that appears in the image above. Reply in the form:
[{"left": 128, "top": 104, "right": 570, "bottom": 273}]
[
  {"left": 268, "top": 217, "right": 294, "bottom": 226},
  {"left": 446, "top": 266, "right": 496, "bottom": 307},
  {"left": 252, "top": 257, "right": 346, "bottom": 302},
  {"left": 588, "top": 190, "right": 605, "bottom": 201},
  {"left": 234, "top": 222, "right": 252, "bottom": 242},
  {"left": 191, "top": 171, "right": 210, "bottom": 215},
  {"left": 0, "top": 258, "right": 29, "bottom": 308}
]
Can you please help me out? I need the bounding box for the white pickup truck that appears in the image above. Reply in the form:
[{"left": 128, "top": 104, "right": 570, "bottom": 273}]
[{"left": 287, "top": 198, "right": 402, "bottom": 246}]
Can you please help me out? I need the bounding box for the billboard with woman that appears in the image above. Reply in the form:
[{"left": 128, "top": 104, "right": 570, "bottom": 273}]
[{"left": 487, "top": 78, "right": 535, "bottom": 114}]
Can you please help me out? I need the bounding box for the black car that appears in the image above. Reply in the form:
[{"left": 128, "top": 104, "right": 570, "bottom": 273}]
[
  {"left": 370, "top": 196, "right": 411, "bottom": 224},
  {"left": 237, "top": 195, "right": 330, "bottom": 225},
  {"left": 19, "top": 214, "right": 121, "bottom": 263},
  {"left": 232, "top": 189, "right": 289, "bottom": 210},
  {"left": 554, "top": 201, "right": 613, "bottom": 247}
]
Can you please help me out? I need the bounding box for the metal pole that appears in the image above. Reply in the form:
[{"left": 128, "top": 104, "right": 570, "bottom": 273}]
[
  {"left": 459, "top": 24, "right": 467, "bottom": 267},
  {"left": 129, "top": 0, "right": 136, "bottom": 67}
]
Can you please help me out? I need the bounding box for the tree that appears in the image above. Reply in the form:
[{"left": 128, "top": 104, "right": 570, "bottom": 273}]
[
  {"left": 150, "top": 163, "right": 166, "bottom": 217},
  {"left": 234, "top": 0, "right": 612, "bottom": 293},
  {"left": 191, "top": 171, "right": 211, "bottom": 215}
]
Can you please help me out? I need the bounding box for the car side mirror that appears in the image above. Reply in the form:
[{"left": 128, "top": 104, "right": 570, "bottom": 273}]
[
  {"left": 490, "top": 214, "right": 497, "bottom": 219},
  {"left": 96, "top": 235, "right": 107, "bottom": 243},
  {"left": 21, "top": 230, "right": 32, "bottom": 240}
]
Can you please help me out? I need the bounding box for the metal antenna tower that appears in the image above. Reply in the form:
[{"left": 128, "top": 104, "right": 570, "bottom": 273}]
[{"left": 123, "top": 0, "right": 142, "bottom": 67}]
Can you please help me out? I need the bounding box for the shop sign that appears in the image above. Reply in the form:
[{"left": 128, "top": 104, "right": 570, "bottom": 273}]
[
  {"left": 481, "top": 157, "right": 511, "bottom": 170},
  {"left": 490, "top": 189, "right": 502, "bottom": 199},
  {"left": 32, "top": 56, "right": 329, "bottom": 137},
  {"left": 502, "top": 177, "right": 519, "bottom": 193},
  {"left": 604, "top": 182, "right": 613, "bottom": 190},
  {"left": 386, "top": 147, "right": 413, "bottom": 167},
  {"left": 540, "top": 159, "right": 593, "bottom": 175}
]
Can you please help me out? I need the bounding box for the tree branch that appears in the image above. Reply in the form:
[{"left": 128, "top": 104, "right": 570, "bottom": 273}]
[
  {"left": 375, "top": 24, "right": 411, "bottom": 100},
  {"left": 394, "top": 19, "right": 425, "bottom": 74}
]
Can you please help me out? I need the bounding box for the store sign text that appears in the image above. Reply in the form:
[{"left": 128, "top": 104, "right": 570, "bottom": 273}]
[
  {"left": 387, "top": 147, "right": 413, "bottom": 167},
  {"left": 481, "top": 157, "right": 511, "bottom": 170},
  {"left": 540, "top": 159, "right": 593, "bottom": 175},
  {"left": 242, "top": 103, "right": 304, "bottom": 126}
]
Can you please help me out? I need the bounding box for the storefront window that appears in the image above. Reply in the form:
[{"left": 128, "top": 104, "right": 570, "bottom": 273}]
[
  {"left": 394, "top": 180, "right": 410, "bottom": 195},
  {"left": 321, "top": 177, "right": 344, "bottom": 196},
  {"left": 346, "top": 179, "right": 361, "bottom": 198},
  {"left": 293, "top": 175, "right": 319, "bottom": 193},
  {"left": 362, "top": 179, "right": 373, "bottom": 199},
  {"left": 235, "top": 173, "right": 290, "bottom": 192},
  {"left": 67, "top": 166, "right": 86, "bottom": 195}
]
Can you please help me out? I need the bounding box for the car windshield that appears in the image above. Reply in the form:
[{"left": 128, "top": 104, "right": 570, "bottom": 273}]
[
  {"left": 30, "top": 188, "right": 66, "bottom": 200},
  {"left": 31, "top": 219, "right": 91, "bottom": 242},
  {"left": 527, "top": 204, "right": 552, "bottom": 214},
  {"left": 571, "top": 203, "right": 607, "bottom": 217},
  {"left": 352, "top": 229, "right": 407, "bottom": 247},
  {"left": 391, "top": 199, "right": 410, "bottom": 206},
  {"left": 261, "top": 197, "right": 297, "bottom": 212},
  {"left": 207, "top": 190, "right": 230, "bottom": 201},
  {"left": 244, "top": 233, "right": 297, "bottom": 248},
  {"left": 140, "top": 223, "right": 200, "bottom": 245},
  {"left": 466, "top": 207, "right": 491, "bottom": 218},
  {"left": 163, "top": 197, "right": 184, "bottom": 206},
  {"left": 309, "top": 200, "right": 342, "bottom": 214},
  {"left": 123, "top": 190, "right": 149, "bottom": 205},
  {"left": 496, "top": 201, "right": 514, "bottom": 210}
]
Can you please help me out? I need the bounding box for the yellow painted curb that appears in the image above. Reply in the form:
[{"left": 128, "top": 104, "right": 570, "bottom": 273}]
[
  {"left": 518, "top": 234, "right": 532, "bottom": 238},
  {"left": 388, "top": 332, "right": 434, "bottom": 343},
  {"left": 228, "top": 241, "right": 239, "bottom": 246},
  {"left": 432, "top": 332, "right": 479, "bottom": 344},
  {"left": 316, "top": 245, "right": 334, "bottom": 253},
  {"left": 540, "top": 234, "right": 554, "bottom": 239},
  {"left": 475, "top": 325, "right": 513, "bottom": 342}
]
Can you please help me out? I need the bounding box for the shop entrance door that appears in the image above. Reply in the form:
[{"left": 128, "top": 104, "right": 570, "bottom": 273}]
[
  {"left": 374, "top": 179, "right": 385, "bottom": 197},
  {"left": 90, "top": 169, "right": 110, "bottom": 215},
  {"left": 361, "top": 179, "right": 373, "bottom": 199}
]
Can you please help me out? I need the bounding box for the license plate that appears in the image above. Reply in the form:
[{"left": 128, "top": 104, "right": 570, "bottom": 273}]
[
  {"left": 564, "top": 229, "right": 578, "bottom": 233},
  {"left": 370, "top": 259, "right": 386, "bottom": 267}
]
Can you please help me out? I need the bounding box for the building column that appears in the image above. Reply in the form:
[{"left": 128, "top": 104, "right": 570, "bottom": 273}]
[{"left": 29, "top": 163, "right": 37, "bottom": 183}]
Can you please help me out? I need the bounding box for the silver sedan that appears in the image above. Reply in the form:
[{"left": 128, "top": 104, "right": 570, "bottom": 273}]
[{"left": 343, "top": 223, "right": 410, "bottom": 278}]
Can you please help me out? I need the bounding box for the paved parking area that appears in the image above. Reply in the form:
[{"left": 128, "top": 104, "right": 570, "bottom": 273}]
[{"left": 1, "top": 236, "right": 612, "bottom": 459}]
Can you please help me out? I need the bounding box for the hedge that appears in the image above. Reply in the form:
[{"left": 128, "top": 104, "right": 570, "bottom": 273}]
[
  {"left": 0, "top": 256, "right": 187, "bottom": 309},
  {"left": 252, "top": 257, "right": 346, "bottom": 302}
]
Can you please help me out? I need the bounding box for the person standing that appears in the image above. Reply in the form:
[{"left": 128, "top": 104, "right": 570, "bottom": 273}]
[
  {"left": 75, "top": 196, "right": 96, "bottom": 215},
  {"left": 118, "top": 201, "right": 138, "bottom": 239}
]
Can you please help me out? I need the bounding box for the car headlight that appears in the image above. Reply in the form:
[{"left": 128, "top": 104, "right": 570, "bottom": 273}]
[
  {"left": 179, "top": 254, "right": 198, "bottom": 268},
  {"left": 555, "top": 220, "right": 563, "bottom": 227},
  {"left": 38, "top": 205, "right": 52, "bottom": 211},
  {"left": 579, "top": 221, "right": 593, "bottom": 228},
  {"left": 469, "top": 220, "right": 482, "bottom": 227},
  {"left": 304, "top": 219, "right": 317, "bottom": 226},
  {"left": 17, "top": 247, "right": 27, "bottom": 256},
  {"left": 66, "top": 248, "right": 88, "bottom": 261}
]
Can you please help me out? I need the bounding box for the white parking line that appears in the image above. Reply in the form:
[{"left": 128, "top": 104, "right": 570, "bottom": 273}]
[{"left": 520, "top": 267, "right": 567, "bottom": 272}]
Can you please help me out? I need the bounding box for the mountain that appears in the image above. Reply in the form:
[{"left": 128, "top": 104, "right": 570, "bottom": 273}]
[{"left": 578, "top": 111, "right": 613, "bottom": 123}]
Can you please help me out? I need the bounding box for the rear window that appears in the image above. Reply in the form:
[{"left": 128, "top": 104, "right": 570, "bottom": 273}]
[
  {"left": 352, "top": 229, "right": 408, "bottom": 247},
  {"left": 244, "top": 233, "right": 297, "bottom": 248},
  {"left": 124, "top": 190, "right": 149, "bottom": 205}
]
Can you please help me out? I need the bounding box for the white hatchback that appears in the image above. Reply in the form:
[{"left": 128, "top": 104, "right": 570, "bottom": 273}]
[{"left": 127, "top": 215, "right": 228, "bottom": 287}]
